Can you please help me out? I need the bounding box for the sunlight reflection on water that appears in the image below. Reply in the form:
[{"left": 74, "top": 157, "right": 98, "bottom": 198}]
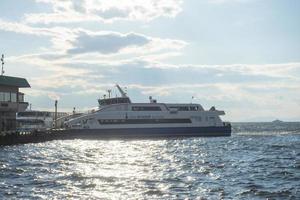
[{"left": 1, "top": 123, "right": 300, "bottom": 199}]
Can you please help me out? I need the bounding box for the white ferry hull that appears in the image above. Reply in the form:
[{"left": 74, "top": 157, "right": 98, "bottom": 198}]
[{"left": 57, "top": 125, "right": 231, "bottom": 138}]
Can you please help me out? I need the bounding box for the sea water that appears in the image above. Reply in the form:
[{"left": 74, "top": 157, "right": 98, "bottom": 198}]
[{"left": 1, "top": 122, "right": 299, "bottom": 199}]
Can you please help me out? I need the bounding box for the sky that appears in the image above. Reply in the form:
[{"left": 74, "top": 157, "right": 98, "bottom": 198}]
[{"left": 0, "top": 0, "right": 299, "bottom": 121}]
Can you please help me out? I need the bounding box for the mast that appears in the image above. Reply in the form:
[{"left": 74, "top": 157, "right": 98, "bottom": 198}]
[{"left": 116, "top": 84, "right": 127, "bottom": 97}]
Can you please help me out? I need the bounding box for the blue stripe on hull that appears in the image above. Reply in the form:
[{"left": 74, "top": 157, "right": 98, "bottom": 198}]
[{"left": 59, "top": 126, "right": 231, "bottom": 138}]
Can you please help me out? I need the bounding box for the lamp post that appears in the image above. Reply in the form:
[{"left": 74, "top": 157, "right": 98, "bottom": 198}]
[
  {"left": 54, "top": 100, "right": 58, "bottom": 129},
  {"left": 1, "top": 54, "right": 4, "bottom": 76}
]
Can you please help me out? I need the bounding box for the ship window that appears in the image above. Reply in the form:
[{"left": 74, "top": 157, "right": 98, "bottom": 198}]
[
  {"left": 18, "top": 112, "right": 36, "bottom": 117},
  {"left": 178, "top": 106, "right": 189, "bottom": 111},
  {"left": 99, "top": 118, "right": 191, "bottom": 124},
  {"left": 168, "top": 106, "right": 192, "bottom": 111},
  {"left": 132, "top": 106, "right": 162, "bottom": 111},
  {"left": 190, "top": 106, "right": 199, "bottom": 111}
]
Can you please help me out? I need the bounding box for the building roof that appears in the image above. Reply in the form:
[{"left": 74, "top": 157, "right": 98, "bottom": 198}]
[{"left": 0, "top": 75, "right": 31, "bottom": 88}]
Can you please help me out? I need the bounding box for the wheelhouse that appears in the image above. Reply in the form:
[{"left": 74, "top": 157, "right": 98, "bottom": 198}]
[{"left": 98, "top": 97, "right": 131, "bottom": 107}]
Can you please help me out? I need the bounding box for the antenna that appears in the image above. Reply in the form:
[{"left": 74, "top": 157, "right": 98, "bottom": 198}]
[
  {"left": 191, "top": 96, "right": 194, "bottom": 104},
  {"left": 1, "top": 54, "right": 4, "bottom": 76}
]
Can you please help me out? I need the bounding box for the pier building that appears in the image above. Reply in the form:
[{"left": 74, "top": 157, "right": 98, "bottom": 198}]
[{"left": 0, "top": 75, "right": 30, "bottom": 132}]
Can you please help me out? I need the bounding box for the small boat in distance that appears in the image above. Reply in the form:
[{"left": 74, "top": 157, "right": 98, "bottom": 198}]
[
  {"left": 64, "top": 85, "right": 231, "bottom": 137},
  {"left": 272, "top": 119, "right": 284, "bottom": 123}
]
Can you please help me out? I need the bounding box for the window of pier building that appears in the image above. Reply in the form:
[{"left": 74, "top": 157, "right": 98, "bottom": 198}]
[
  {"left": 18, "top": 93, "right": 24, "bottom": 102},
  {"left": 0, "top": 92, "right": 18, "bottom": 102},
  {"left": 17, "top": 112, "right": 51, "bottom": 118},
  {"left": 11, "top": 93, "right": 17, "bottom": 102}
]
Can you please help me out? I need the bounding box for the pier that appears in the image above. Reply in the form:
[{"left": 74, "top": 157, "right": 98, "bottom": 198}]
[
  {"left": 0, "top": 130, "right": 85, "bottom": 146},
  {"left": 0, "top": 130, "right": 60, "bottom": 145}
]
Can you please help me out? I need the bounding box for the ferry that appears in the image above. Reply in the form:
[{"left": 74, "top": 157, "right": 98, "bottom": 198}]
[
  {"left": 64, "top": 85, "right": 231, "bottom": 137},
  {"left": 17, "top": 110, "right": 68, "bottom": 131}
]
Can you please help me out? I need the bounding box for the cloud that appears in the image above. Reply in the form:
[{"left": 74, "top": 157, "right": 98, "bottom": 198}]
[
  {"left": 0, "top": 19, "right": 186, "bottom": 56},
  {"left": 67, "top": 31, "right": 150, "bottom": 54},
  {"left": 146, "top": 62, "right": 300, "bottom": 80},
  {"left": 0, "top": 18, "right": 62, "bottom": 37},
  {"left": 67, "top": 30, "right": 187, "bottom": 55},
  {"left": 25, "top": 0, "right": 183, "bottom": 24},
  {"left": 0, "top": 18, "right": 75, "bottom": 51}
]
